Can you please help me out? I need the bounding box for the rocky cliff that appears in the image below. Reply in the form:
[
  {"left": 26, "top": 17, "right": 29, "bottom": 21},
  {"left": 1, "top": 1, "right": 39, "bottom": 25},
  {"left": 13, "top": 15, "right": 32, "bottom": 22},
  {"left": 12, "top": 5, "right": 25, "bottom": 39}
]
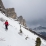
[
  {"left": 6, "top": 8, "right": 17, "bottom": 19},
  {"left": 18, "top": 16, "right": 27, "bottom": 27},
  {"left": 0, "top": 0, "right": 5, "bottom": 13}
]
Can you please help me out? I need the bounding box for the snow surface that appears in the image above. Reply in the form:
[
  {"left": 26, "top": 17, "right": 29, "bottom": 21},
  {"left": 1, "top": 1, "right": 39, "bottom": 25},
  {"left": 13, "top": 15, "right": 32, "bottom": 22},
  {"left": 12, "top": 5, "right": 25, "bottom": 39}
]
[{"left": 0, "top": 11, "right": 46, "bottom": 46}]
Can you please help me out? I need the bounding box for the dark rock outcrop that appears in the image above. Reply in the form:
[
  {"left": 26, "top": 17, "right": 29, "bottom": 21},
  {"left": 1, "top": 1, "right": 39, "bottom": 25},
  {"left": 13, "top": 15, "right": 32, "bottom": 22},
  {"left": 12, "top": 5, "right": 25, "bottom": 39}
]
[
  {"left": 6, "top": 8, "right": 17, "bottom": 19},
  {"left": 0, "top": 0, "right": 5, "bottom": 13},
  {"left": 18, "top": 16, "right": 27, "bottom": 27}
]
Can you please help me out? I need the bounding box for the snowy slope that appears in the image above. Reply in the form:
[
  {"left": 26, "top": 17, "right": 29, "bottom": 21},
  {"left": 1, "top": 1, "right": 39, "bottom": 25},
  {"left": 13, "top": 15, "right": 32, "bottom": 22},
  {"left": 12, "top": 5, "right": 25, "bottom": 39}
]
[{"left": 0, "top": 12, "right": 46, "bottom": 46}]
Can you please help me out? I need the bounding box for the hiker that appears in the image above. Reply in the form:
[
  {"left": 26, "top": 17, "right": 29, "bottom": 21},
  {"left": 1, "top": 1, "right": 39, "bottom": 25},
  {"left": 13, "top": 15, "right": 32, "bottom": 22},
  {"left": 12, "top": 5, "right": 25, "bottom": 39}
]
[{"left": 4, "top": 20, "right": 9, "bottom": 30}]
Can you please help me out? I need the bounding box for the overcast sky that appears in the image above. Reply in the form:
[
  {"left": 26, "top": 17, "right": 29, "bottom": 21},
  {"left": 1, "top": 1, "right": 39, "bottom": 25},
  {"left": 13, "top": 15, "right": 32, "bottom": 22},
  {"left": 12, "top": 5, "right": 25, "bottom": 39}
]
[{"left": 2, "top": 0, "right": 46, "bottom": 27}]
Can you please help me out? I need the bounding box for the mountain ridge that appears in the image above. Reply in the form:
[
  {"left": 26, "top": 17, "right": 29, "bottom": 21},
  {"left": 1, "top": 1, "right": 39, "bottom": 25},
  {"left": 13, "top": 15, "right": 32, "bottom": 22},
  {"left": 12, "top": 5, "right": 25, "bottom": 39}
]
[{"left": 33, "top": 26, "right": 46, "bottom": 30}]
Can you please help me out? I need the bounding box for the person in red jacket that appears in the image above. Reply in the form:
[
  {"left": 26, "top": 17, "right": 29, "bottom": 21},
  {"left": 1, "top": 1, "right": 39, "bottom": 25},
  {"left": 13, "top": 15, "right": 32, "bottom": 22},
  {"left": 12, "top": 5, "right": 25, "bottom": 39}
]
[{"left": 4, "top": 20, "right": 9, "bottom": 30}]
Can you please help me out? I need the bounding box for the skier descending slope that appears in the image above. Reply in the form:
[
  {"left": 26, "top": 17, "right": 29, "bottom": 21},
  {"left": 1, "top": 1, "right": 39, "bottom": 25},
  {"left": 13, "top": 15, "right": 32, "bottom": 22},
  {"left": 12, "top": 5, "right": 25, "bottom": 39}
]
[{"left": 4, "top": 20, "right": 9, "bottom": 30}]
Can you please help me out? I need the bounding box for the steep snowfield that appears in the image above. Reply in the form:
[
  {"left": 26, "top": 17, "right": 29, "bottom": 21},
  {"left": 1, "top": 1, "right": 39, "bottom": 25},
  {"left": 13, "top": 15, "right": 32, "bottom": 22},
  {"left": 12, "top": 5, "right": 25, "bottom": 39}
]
[{"left": 0, "top": 12, "right": 46, "bottom": 46}]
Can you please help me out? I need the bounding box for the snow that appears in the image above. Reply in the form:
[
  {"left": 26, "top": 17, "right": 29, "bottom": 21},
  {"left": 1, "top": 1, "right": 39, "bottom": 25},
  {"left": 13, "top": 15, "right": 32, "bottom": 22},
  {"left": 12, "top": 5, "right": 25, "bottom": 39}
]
[{"left": 0, "top": 11, "right": 46, "bottom": 46}]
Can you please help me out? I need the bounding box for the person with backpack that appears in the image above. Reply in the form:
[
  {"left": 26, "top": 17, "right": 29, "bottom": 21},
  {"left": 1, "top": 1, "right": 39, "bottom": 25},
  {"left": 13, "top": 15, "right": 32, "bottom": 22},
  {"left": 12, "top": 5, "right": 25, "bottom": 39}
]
[{"left": 4, "top": 20, "right": 9, "bottom": 30}]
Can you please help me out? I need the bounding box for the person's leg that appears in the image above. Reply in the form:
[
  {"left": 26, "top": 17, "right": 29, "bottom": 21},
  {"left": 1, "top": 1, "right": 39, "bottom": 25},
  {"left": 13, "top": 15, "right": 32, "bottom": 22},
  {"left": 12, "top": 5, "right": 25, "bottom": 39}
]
[
  {"left": 6, "top": 25, "right": 8, "bottom": 29},
  {"left": 5, "top": 25, "right": 6, "bottom": 29},
  {"left": 5, "top": 25, "right": 8, "bottom": 30}
]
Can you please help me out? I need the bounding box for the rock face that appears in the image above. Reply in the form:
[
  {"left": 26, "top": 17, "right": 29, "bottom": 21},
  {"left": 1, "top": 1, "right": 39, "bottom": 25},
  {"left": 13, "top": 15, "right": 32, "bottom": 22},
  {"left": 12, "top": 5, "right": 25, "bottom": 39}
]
[
  {"left": 0, "top": 0, "right": 17, "bottom": 19},
  {"left": 6, "top": 8, "right": 17, "bottom": 19},
  {"left": 18, "top": 16, "right": 27, "bottom": 27},
  {"left": 0, "top": 0, "right": 5, "bottom": 13}
]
